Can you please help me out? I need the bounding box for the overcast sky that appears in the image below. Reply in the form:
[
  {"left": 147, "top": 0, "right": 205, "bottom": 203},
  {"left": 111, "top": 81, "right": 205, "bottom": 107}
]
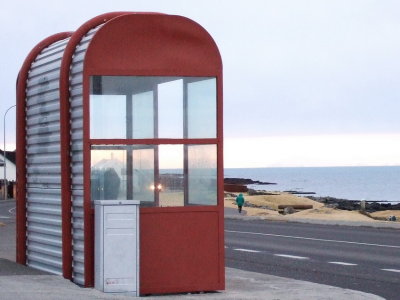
[{"left": 1, "top": 0, "right": 400, "bottom": 167}]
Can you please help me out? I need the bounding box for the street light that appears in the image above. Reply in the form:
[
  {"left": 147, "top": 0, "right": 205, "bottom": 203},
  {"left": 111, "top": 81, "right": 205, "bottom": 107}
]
[{"left": 3, "top": 104, "right": 16, "bottom": 200}]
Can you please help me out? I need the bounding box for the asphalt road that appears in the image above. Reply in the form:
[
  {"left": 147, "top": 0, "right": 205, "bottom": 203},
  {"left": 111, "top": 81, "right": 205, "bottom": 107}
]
[
  {"left": 225, "top": 218, "right": 400, "bottom": 299},
  {"left": 0, "top": 200, "right": 16, "bottom": 261}
]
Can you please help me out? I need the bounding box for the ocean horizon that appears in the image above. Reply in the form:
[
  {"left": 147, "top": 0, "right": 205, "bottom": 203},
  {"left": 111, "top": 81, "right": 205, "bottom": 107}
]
[{"left": 224, "top": 166, "right": 400, "bottom": 203}]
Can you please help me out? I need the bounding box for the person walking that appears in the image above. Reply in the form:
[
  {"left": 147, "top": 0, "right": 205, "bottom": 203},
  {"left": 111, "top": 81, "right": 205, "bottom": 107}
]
[{"left": 236, "top": 193, "right": 245, "bottom": 213}]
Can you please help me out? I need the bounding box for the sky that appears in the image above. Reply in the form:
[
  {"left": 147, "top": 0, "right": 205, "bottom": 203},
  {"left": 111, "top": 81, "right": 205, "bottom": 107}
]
[{"left": 1, "top": 0, "right": 400, "bottom": 167}]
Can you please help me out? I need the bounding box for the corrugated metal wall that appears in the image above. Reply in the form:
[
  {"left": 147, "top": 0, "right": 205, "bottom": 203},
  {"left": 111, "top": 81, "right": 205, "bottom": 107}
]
[
  {"left": 24, "top": 23, "right": 104, "bottom": 283},
  {"left": 69, "top": 25, "right": 103, "bottom": 285},
  {"left": 25, "top": 38, "right": 70, "bottom": 275}
]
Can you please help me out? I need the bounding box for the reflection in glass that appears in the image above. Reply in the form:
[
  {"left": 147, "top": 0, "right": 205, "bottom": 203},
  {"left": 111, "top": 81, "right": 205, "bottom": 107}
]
[
  {"left": 91, "top": 148, "right": 127, "bottom": 200},
  {"left": 90, "top": 95, "right": 126, "bottom": 139},
  {"left": 187, "top": 79, "right": 217, "bottom": 138},
  {"left": 90, "top": 144, "right": 217, "bottom": 207},
  {"left": 188, "top": 145, "right": 217, "bottom": 205},
  {"left": 159, "top": 145, "right": 184, "bottom": 207},
  {"left": 132, "top": 147, "right": 154, "bottom": 204}
]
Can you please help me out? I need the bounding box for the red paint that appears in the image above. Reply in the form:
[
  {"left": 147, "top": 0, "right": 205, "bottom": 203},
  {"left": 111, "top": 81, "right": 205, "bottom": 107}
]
[
  {"left": 140, "top": 210, "right": 221, "bottom": 294},
  {"left": 16, "top": 32, "right": 73, "bottom": 265},
  {"left": 85, "top": 14, "right": 221, "bottom": 76},
  {"left": 84, "top": 13, "right": 224, "bottom": 294},
  {"left": 89, "top": 138, "right": 219, "bottom": 145}
]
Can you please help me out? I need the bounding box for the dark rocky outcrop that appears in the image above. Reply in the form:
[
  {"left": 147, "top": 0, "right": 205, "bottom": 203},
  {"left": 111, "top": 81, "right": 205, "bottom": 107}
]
[
  {"left": 224, "top": 178, "right": 276, "bottom": 185},
  {"left": 284, "top": 190, "right": 316, "bottom": 195},
  {"left": 247, "top": 189, "right": 279, "bottom": 196},
  {"left": 224, "top": 184, "right": 248, "bottom": 193},
  {"left": 309, "top": 196, "right": 400, "bottom": 212}
]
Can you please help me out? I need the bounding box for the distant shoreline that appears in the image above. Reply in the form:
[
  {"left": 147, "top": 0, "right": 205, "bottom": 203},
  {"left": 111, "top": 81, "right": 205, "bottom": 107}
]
[{"left": 224, "top": 177, "right": 400, "bottom": 211}]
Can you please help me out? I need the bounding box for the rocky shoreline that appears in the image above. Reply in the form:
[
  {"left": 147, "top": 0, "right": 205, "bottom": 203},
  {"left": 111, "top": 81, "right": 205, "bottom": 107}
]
[{"left": 225, "top": 177, "right": 400, "bottom": 213}]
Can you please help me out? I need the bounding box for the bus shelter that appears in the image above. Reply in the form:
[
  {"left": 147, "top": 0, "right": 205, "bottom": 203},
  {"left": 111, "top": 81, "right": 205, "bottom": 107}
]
[{"left": 16, "top": 12, "right": 224, "bottom": 295}]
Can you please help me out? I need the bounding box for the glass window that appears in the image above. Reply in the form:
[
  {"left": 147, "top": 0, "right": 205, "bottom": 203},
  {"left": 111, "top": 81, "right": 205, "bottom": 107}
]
[
  {"left": 90, "top": 76, "right": 217, "bottom": 139},
  {"left": 90, "top": 95, "right": 126, "bottom": 139},
  {"left": 132, "top": 91, "right": 154, "bottom": 139},
  {"left": 187, "top": 145, "right": 217, "bottom": 205},
  {"left": 90, "top": 144, "right": 217, "bottom": 207},
  {"left": 159, "top": 145, "right": 184, "bottom": 207},
  {"left": 89, "top": 75, "right": 219, "bottom": 207},
  {"left": 91, "top": 147, "right": 127, "bottom": 200},
  {"left": 187, "top": 78, "right": 217, "bottom": 138},
  {"left": 158, "top": 79, "right": 183, "bottom": 138},
  {"left": 132, "top": 146, "right": 155, "bottom": 204}
]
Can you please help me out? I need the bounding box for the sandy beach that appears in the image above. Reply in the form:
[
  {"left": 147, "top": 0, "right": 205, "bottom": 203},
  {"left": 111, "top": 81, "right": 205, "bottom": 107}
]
[{"left": 225, "top": 192, "right": 400, "bottom": 223}]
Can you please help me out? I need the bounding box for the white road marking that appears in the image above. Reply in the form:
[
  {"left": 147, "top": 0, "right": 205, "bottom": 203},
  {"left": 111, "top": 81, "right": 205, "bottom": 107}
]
[
  {"left": 274, "top": 254, "right": 309, "bottom": 260},
  {"left": 381, "top": 269, "right": 400, "bottom": 273},
  {"left": 8, "top": 207, "right": 15, "bottom": 214},
  {"left": 329, "top": 261, "right": 357, "bottom": 266},
  {"left": 234, "top": 248, "right": 261, "bottom": 253},
  {"left": 0, "top": 216, "right": 10, "bottom": 219},
  {"left": 226, "top": 230, "right": 400, "bottom": 249}
]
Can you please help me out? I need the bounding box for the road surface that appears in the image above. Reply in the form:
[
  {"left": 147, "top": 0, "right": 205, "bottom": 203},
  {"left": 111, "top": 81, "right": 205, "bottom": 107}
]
[{"left": 225, "top": 218, "right": 400, "bottom": 299}]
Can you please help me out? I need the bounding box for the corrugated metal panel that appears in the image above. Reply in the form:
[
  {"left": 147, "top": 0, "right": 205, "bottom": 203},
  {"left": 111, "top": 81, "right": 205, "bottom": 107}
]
[
  {"left": 70, "top": 25, "right": 103, "bottom": 285},
  {"left": 25, "top": 38, "right": 70, "bottom": 275}
]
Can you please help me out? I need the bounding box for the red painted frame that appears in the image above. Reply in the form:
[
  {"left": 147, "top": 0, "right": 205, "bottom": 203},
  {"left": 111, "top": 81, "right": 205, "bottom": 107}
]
[
  {"left": 82, "top": 14, "right": 224, "bottom": 293},
  {"left": 16, "top": 31, "right": 73, "bottom": 267}
]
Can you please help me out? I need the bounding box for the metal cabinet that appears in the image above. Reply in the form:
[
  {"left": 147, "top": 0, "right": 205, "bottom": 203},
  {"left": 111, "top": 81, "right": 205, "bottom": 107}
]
[{"left": 94, "top": 200, "right": 139, "bottom": 295}]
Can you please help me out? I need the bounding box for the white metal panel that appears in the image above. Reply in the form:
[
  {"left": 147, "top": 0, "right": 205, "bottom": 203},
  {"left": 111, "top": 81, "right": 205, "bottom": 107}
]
[
  {"left": 25, "top": 37, "right": 70, "bottom": 275},
  {"left": 94, "top": 201, "right": 139, "bottom": 294},
  {"left": 70, "top": 25, "right": 103, "bottom": 285}
]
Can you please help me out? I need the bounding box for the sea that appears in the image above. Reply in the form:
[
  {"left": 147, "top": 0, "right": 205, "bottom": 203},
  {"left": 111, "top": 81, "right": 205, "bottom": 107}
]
[{"left": 224, "top": 166, "right": 400, "bottom": 203}]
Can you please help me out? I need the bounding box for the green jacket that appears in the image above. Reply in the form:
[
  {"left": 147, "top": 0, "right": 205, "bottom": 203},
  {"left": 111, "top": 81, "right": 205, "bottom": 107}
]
[{"left": 236, "top": 193, "right": 245, "bottom": 206}]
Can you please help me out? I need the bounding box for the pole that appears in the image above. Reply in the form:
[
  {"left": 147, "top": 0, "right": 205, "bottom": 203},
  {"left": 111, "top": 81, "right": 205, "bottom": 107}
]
[{"left": 3, "top": 104, "right": 16, "bottom": 200}]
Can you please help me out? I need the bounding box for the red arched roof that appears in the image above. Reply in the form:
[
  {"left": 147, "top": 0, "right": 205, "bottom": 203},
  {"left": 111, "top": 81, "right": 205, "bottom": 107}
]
[{"left": 85, "top": 14, "right": 222, "bottom": 76}]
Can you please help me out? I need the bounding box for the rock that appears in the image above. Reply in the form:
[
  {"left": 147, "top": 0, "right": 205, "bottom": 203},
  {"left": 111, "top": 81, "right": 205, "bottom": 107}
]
[
  {"left": 224, "top": 184, "right": 248, "bottom": 193},
  {"left": 243, "top": 202, "right": 273, "bottom": 210},
  {"left": 309, "top": 196, "right": 400, "bottom": 213},
  {"left": 224, "top": 192, "right": 237, "bottom": 198},
  {"left": 388, "top": 215, "right": 397, "bottom": 221},
  {"left": 224, "top": 178, "right": 276, "bottom": 185},
  {"left": 247, "top": 189, "right": 279, "bottom": 196},
  {"left": 283, "top": 206, "right": 296, "bottom": 215},
  {"left": 284, "top": 190, "right": 316, "bottom": 195},
  {"left": 278, "top": 204, "right": 313, "bottom": 210}
]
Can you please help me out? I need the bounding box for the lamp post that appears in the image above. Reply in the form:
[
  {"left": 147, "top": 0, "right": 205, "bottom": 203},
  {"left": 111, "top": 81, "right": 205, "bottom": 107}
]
[{"left": 3, "top": 104, "right": 16, "bottom": 200}]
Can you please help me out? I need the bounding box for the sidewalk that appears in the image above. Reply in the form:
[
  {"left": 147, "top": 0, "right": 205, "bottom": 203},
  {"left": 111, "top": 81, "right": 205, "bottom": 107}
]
[{"left": 0, "top": 259, "right": 384, "bottom": 300}]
